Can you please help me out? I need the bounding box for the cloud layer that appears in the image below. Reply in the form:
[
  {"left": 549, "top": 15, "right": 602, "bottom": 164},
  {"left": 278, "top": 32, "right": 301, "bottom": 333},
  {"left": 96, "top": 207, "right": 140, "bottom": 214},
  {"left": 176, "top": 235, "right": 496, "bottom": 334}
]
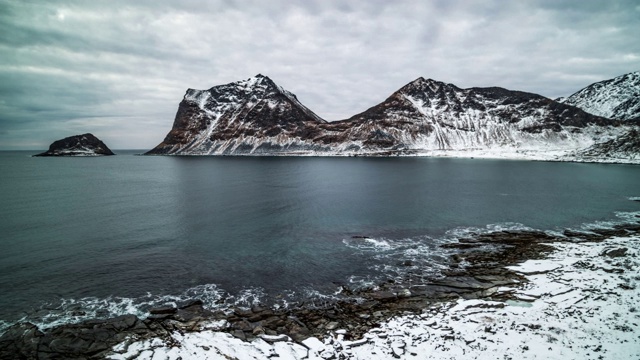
[{"left": 1, "top": 0, "right": 639, "bottom": 149}]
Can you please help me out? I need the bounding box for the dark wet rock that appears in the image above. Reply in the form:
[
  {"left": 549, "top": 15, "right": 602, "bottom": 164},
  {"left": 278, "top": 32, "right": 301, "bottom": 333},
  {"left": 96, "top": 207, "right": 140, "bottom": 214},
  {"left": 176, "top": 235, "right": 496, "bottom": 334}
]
[
  {"left": 233, "top": 308, "right": 254, "bottom": 317},
  {"left": 261, "top": 315, "right": 287, "bottom": 329},
  {"left": 618, "top": 283, "right": 636, "bottom": 290},
  {"left": 251, "top": 304, "right": 268, "bottom": 313},
  {"left": 601, "top": 247, "right": 629, "bottom": 258},
  {"left": 252, "top": 326, "right": 265, "bottom": 335},
  {"left": 179, "top": 299, "right": 204, "bottom": 309},
  {"left": 231, "top": 330, "right": 246, "bottom": 341},
  {"left": 0, "top": 298, "right": 228, "bottom": 359},
  {"left": 37, "top": 315, "right": 146, "bottom": 359},
  {"left": 441, "top": 243, "right": 485, "bottom": 249},
  {"left": 232, "top": 320, "right": 253, "bottom": 332},
  {"left": 592, "top": 228, "right": 633, "bottom": 238},
  {"left": 147, "top": 313, "right": 172, "bottom": 321},
  {"left": 34, "top": 133, "right": 115, "bottom": 157},
  {"left": 324, "top": 322, "right": 340, "bottom": 330},
  {"left": 171, "top": 302, "right": 216, "bottom": 324},
  {"left": 149, "top": 306, "right": 177, "bottom": 315},
  {"left": 429, "top": 276, "right": 497, "bottom": 291},
  {"left": 288, "top": 324, "right": 311, "bottom": 343},
  {"left": 368, "top": 291, "right": 397, "bottom": 302},
  {"left": 0, "top": 323, "right": 43, "bottom": 359}
]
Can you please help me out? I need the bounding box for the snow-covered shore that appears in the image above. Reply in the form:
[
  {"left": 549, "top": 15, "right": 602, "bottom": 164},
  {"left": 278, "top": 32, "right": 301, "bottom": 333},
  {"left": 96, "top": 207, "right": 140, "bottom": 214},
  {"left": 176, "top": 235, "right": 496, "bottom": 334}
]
[
  {"left": 147, "top": 148, "right": 640, "bottom": 165},
  {"left": 108, "top": 231, "right": 640, "bottom": 359}
]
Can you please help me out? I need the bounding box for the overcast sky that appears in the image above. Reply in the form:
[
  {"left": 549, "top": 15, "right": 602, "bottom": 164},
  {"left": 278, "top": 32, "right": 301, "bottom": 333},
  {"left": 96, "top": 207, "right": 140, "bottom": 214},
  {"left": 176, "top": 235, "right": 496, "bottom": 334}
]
[{"left": 1, "top": 0, "right": 639, "bottom": 150}]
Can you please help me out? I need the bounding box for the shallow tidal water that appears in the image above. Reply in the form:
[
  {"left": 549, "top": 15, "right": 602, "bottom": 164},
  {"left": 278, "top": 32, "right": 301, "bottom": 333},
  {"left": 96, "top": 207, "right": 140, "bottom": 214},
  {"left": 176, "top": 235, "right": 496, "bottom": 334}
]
[{"left": 0, "top": 151, "right": 639, "bottom": 331}]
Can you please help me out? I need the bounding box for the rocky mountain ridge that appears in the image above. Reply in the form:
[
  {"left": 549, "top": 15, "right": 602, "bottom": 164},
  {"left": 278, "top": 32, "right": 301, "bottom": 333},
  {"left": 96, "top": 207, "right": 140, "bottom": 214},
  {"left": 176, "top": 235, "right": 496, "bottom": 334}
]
[
  {"left": 558, "top": 71, "right": 640, "bottom": 121},
  {"left": 146, "top": 74, "right": 637, "bottom": 163}
]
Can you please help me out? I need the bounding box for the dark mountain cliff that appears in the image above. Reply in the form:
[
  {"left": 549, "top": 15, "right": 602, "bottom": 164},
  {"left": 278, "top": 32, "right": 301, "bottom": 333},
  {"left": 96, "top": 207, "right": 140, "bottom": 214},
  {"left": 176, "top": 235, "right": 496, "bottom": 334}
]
[{"left": 148, "top": 75, "right": 325, "bottom": 155}]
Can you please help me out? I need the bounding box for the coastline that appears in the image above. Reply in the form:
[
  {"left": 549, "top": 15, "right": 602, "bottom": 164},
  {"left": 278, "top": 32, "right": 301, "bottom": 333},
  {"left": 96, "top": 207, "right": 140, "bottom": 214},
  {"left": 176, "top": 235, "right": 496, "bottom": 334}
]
[
  {"left": 141, "top": 149, "right": 640, "bottom": 166},
  {"left": 2, "top": 214, "right": 639, "bottom": 359}
]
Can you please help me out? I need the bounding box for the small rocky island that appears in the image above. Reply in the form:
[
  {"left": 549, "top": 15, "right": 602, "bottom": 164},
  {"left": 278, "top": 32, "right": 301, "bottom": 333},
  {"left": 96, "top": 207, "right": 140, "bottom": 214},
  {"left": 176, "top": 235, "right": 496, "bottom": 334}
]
[{"left": 34, "top": 133, "right": 115, "bottom": 157}]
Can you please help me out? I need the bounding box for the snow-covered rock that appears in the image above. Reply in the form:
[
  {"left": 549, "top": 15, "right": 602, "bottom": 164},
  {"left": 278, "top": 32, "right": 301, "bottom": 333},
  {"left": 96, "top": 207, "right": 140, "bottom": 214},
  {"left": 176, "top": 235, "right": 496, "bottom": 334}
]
[{"left": 558, "top": 71, "right": 640, "bottom": 121}]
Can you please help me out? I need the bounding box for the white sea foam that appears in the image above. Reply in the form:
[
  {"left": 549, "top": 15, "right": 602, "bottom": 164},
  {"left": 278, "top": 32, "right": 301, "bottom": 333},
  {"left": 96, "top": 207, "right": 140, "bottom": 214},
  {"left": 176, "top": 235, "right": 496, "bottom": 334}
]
[
  {"left": 347, "top": 275, "right": 379, "bottom": 290},
  {"left": 341, "top": 223, "right": 542, "bottom": 286},
  {"left": 0, "top": 321, "right": 12, "bottom": 334},
  {"left": 573, "top": 210, "right": 640, "bottom": 232},
  {"left": 299, "top": 289, "right": 344, "bottom": 308},
  {"left": 0, "top": 283, "right": 228, "bottom": 334},
  {"left": 229, "top": 287, "right": 267, "bottom": 308},
  {"left": 344, "top": 234, "right": 445, "bottom": 283},
  {"left": 342, "top": 237, "right": 392, "bottom": 250},
  {"left": 444, "top": 222, "right": 535, "bottom": 240}
]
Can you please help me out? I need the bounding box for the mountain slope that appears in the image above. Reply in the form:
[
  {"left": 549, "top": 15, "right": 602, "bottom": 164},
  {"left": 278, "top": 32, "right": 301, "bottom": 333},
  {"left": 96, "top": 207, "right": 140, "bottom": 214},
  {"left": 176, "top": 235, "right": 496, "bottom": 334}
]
[{"left": 558, "top": 71, "right": 640, "bottom": 121}]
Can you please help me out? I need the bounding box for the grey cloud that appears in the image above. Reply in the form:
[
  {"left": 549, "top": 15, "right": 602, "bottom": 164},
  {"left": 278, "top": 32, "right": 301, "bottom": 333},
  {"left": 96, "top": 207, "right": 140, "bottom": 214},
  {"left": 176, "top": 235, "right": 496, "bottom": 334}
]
[{"left": 0, "top": 0, "right": 638, "bottom": 149}]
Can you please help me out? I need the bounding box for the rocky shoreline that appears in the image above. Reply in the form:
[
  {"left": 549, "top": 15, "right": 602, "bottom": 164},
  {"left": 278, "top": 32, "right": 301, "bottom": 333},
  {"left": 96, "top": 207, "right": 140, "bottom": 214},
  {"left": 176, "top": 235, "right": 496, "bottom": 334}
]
[{"left": 1, "top": 222, "right": 639, "bottom": 359}]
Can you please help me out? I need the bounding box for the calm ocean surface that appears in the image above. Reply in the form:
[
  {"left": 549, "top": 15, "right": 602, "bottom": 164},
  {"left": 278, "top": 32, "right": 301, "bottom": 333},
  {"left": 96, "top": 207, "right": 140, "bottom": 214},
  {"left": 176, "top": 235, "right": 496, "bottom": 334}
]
[{"left": 1, "top": 150, "right": 639, "bottom": 330}]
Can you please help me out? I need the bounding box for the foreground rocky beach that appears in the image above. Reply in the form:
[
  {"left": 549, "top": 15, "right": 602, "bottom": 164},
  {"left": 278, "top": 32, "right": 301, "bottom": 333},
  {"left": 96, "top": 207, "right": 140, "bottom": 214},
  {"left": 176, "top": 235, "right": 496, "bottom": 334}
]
[{"left": 1, "top": 216, "right": 639, "bottom": 359}]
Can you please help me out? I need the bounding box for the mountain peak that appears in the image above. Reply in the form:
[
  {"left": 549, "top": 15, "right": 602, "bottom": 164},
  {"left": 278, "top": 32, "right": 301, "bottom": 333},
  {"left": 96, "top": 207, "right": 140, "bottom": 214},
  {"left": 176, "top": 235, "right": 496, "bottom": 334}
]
[
  {"left": 399, "top": 76, "right": 451, "bottom": 95},
  {"left": 233, "top": 74, "right": 278, "bottom": 92},
  {"left": 408, "top": 76, "right": 426, "bottom": 84},
  {"left": 253, "top": 73, "right": 271, "bottom": 81},
  {"left": 251, "top": 73, "right": 274, "bottom": 84}
]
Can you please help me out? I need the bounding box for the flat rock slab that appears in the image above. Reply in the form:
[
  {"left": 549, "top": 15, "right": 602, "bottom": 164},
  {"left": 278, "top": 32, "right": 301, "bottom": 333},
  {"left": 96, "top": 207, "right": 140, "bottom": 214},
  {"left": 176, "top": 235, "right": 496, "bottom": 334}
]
[{"left": 507, "top": 260, "right": 562, "bottom": 274}]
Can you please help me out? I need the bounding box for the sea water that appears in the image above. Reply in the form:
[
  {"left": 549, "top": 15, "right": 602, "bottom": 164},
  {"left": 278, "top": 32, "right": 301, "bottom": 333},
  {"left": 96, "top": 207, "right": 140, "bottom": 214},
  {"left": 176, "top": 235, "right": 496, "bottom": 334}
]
[{"left": 0, "top": 151, "right": 639, "bottom": 331}]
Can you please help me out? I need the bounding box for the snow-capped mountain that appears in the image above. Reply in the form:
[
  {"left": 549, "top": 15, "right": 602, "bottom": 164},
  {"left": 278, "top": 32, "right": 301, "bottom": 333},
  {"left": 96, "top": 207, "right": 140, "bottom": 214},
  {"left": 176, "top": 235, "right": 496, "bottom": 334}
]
[
  {"left": 146, "top": 75, "right": 637, "bottom": 163},
  {"left": 558, "top": 71, "right": 640, "bottom": 121},
  {"left": 337, "top": 77, "right": 620, "bottom": 152},
  {"left": 148, "top": 74, "right": 326, "bottom": 155}
]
